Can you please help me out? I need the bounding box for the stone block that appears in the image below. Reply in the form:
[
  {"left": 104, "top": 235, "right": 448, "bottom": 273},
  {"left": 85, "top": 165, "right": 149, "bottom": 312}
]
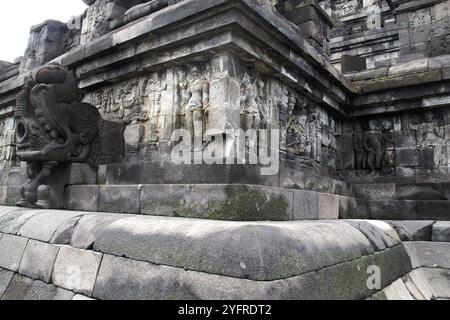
[
  {"left": 386, "top": 221, "right": 434, "bottom": 241},
  {"left": 339, "top": 196, "right": 359, "bottom": 219},
  {"left": 382, "top": 279, "right": 414, "bottom": 300},
  {"left": 1, "top": 274, "right": 33, "bottom": 300},
  {"left": 343, "top": 220, "right": 401, "bottom": 251},
  {"left": 432, "top": 222, "right": 450, "bottom": 242},
  {"left": 66, "top": 185, "right": 99, "bottom": 212},
  {"left": 412, "top": 242, "right": 450, "bottom": 269},
  {"left": 396, "top": 148, "right": 419, "bottom": 167},
  {"left": 140, "top": 185, "right": 294, "bottom": 221},
  {"left": 318, "top": 193, "right": 339, "bottom": 220},
  {"left": 421, "top": 267, "right": 450, "bottom": 299},
  {"left": 388, "top": 58, "right": 428, "bottom": 76},
  {"left": 52, "top": 246, "right": 102, "bottom": 296},
  {"left": 50, "top": 216, "right": 82, "bottom": 245},
  {"left": 353, "top": 183, "right": 396, "bottom": 200},
  {"left": 365, "top": 200, "right": 418, "bottom": 220},
  {"left": 0, "top": 208, "right": 41, "bottom": 235},
  {"left": 341, "top": 55, "right": 366, "bottom": 73},
  {"left": 53, "top": 288, "right": 75, "bottom": 300},
  {"left": 406, "top": 268, "right": 434, "bottom": 300},
  {"left": 71, "top": 213, "right": 125, "bottom": 249},
  {"left": 98, "top": 185, "right": 140, "bottom": 214},
  {"left": 397, "top": 184, "right": 446, "bottom": 200},
  {"left": 0, "top": 234, "right": 28, "bottom": 272},
  {"left": 24, "top": 280, "right": 58, "bottom": 300},
  {"left": 0, "top": 268, "right": 14, "bottom": 298},
  {"left": 417, "top": 201, "right": 450, "bottom": 220},
  {"left": 94, "top": 216, "right": 374, "bottom": 281},
  {"left": 72, "top": 294, "right": 95, "bottom": 300},
  {"left": 418, "top": 148, "right": 435, "bottom": 169},
  {"left": 66, "top": 163, "right": 97, "bottom": 185},
  {"left": 18, "top": 211, "right": 84, "bottom": 243},
  {"left": 19, "top": 240, "right": 60, "bottom": 283},
  {"left": 293, "top": 190, "right": 318, "bottom": 220}
]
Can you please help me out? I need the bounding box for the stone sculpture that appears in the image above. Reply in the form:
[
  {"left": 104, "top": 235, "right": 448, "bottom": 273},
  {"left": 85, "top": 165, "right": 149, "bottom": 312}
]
[
  {"left": 183, "top": 66, "right": 209, "bottom": 151},
  {"left": 363, "top": 119, "right": 383, "bottom": 174},
  {"left": 14, "top": 63, "right": 122, "bottom": 209},
  {"left": 417, "top": 111, "right": 445, "bottom": 147}
]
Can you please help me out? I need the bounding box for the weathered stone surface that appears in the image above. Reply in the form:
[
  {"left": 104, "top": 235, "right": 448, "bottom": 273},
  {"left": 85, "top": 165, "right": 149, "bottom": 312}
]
[
  {"left": 421, "top": 267, "right": 450, "bottom": 299},
  {"left": 397, "top": 185, "right": 446, "bottom": 200},
  {"left": 24, "top": 280, "right": 58, "bottom": 300},
  {"left": 71, "top": 213, "right": 125, "bottom": 249},
  {"left": 382, "top": 279, "right": 414, "bottom": 300},
  {"left": 66, "top": 185, "right": 99, "bottom": 212},
  {"left": 53, "top": 287, "right": 75, "bottom": 300},
  {"left": 353, "top": 184, "right": 396, "bottom": 201},
  {"left": 140, "top": 185, "right": 294, "bottom": 221},
  {"left": 293, "top": 190, "right": 318, "bottom": 220},
  {"left": 52, "top": 246, "right": 102, "bottom": 296},
  {"left": 19, "top": 240, "right": 60, "bottom": 283},
  {"left": 72, "top": 294, "right": 95, "bottom": 300},
  {"left": 50, "top": 216, "right": 82, "bottom": 245},
  {"left": 318, "top": 193, "right": 339, "bottom": 220},
  {"left": 432, "top": 222, "right": 450, "bottom": 242},
  {"left": 386, "top": 221, "right": 435, "bottom": 241},
  {"left": 0, "top": 208, "right": 41, "bottom": 235},
  {"left": 0, "top": 234, "right": 28, "bottom": 272},
  {"left": 362, "top": 200, "right": 418, "bottom": 220},
  {"left": 94, "top": 216, "right": 377, "bottom": 281},
  {"left": 93, "top": 243, "right": 411, "bottom": 300},
  {"left": 1, "top": 274, "right": 33, "bottom": 300},
  {"left": 406, "top": 268, "right": 434, "bottom": 300},
  {"left": 406, "top": 242, "right": 450, "bottom": 269},
  {"left": 417, "top": 201, "right": 450, "bottom": 220},
  {"left": 98, "top": 185, "right": 140, "bottom": 214},
  {"left": 18, "top": 210, "right": 84, "bottom": 243},
  {"left": 343, "top": 220, "right": 401, "bottom": 251},
  {"left": 0, "top": 268, "right": 14, "bottom": 298}
]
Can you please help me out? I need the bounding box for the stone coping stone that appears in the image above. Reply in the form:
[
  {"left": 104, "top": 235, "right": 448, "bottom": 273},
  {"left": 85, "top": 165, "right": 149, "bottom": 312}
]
[
  {"left": 92, "top": 214, "right": 401, "bottom": 281},
  {"left": 93, "top": 244, "right": 410, "bottom": 300},
  {"left": 386, "top": 221, "right": 435, "bottom": 241},
  {"left": 404, "top": 241, "right": 450, "bottom": 269},
  {"left": 432, "top": 222, "right": 450, "bottom": 242},
  {"left": 17, "top": 210, "right": 87, "bottom": 243}
]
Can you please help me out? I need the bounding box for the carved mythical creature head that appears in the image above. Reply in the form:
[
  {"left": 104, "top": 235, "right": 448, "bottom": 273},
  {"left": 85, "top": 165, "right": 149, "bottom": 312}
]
[{"left": 15, "top": 63, "right": 101, "bottom": 163}]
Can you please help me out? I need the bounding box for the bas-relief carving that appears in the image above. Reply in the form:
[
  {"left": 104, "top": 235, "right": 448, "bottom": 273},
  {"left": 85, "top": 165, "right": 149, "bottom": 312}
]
[
  {"left": 0, "top": 116, "right": 18, "bottom": 165},
  {"left": 349, "top": 109, "right": 450, "bottom": 177}
]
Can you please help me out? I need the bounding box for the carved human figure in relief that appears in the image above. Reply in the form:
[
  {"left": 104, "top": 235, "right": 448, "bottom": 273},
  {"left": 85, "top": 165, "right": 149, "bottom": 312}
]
[
  {"left": 417, "top": 111, "right": 445, "bottom": 147},
  {"left": 364, "top": 119, "right": 383, "bottom": 173},
  {"left": 353, "top": 123, "right": 365, "bottom": 170},
  {"left": 240, "top": 73, "right": 264, "bottom": 131},
  {"left": 307, "top": 107, "right": 322, "bottom": 163},
  {"left": 183, "top": 66, "right": 209, "bottom": 151},
  {"left": 381, "top": 119, "right": 395, "bottom": 174}
]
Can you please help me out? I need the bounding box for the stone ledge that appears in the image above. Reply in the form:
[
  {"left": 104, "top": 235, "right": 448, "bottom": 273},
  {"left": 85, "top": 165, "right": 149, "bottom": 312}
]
[{"left": 0, "top": 206, "right": 418, "bottom": 299}]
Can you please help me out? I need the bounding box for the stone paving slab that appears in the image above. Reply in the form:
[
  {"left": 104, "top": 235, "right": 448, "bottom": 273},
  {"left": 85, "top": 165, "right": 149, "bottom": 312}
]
[
  {"left": 0, "top": 234, "right": 28, "bottom": 272},
  {"left": 52, "top": 246, "right": 102, "bottom": 296},
  {"left": 19, "top": 240, "right": 60, "bottom": 283}
]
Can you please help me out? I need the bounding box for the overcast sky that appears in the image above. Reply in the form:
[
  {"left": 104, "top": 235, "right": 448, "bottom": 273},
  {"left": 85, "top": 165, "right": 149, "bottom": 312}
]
[{"left": 0, "top": 0, "right": 87, "bottom": 62}]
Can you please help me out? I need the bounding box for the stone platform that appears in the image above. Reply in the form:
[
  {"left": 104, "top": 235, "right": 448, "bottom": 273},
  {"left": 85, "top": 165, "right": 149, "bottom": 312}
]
[{"left": 0, "top": 205, "right": 449, "bottom": 300}]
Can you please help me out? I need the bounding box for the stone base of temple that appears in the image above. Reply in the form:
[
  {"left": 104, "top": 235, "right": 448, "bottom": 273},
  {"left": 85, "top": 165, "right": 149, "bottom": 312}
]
[{"left": 0, "top": 205, "right": 445, "bottom": 300}]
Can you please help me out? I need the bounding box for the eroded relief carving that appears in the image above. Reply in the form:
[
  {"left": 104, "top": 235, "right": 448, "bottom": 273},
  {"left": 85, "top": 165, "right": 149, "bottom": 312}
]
[{"left": 14, "top": 63, "right": 123, "bottom": 209}]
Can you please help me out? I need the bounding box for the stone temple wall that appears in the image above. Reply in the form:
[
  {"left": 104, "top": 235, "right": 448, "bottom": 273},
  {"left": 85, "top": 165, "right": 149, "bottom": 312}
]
[
  {"left": 0, "top": 0, "right": 450, "bottom": 301},
  {"left": 0, "top": 0, "right": 450, "bottom": 217},
  {"left": 326, "top": 0, "right": 450, "bottom": 70}
]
